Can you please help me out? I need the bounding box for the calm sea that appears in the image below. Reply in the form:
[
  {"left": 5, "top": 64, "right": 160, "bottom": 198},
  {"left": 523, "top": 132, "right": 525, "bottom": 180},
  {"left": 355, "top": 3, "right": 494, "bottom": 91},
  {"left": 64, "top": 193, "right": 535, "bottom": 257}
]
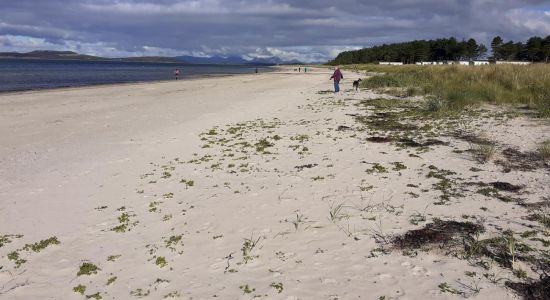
[{"left": 0, "top": 59, "right": 269, "bottom": 92}]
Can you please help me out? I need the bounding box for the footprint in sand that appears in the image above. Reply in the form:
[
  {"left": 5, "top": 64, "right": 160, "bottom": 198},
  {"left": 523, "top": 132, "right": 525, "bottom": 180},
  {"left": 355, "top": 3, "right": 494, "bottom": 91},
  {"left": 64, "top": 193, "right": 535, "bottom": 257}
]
[
  {"left": 411, "top": 266, "right": 430, "bottom": 277},
  {"left": 401, "top": 261, "right": 430, "bottom": 277},
  {"left": 379, "top": 273, "right": 395, "bottom": 280},
  {"left": 208, "top": 259, "right": 227, "bottom": 271},
  {"left": 321, "top": 277, "right": 338, "bottom": 284},
  {"left": 378, "top": 273, "right": 399, "bottom": 285}
]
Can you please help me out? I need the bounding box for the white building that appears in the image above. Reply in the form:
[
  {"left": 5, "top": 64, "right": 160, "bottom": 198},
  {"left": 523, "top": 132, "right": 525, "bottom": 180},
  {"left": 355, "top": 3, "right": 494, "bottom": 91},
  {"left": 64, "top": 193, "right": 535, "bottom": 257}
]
[
  {"left": 416, "top": 60, "right": 491, "bottom": 66},
  {"left": 379, "top": 62, "right": 404, "bottom": 65},
  {"left": 472, "top": 60, "right": 490, "bottom": 65},
  {"left": 495, "top": 61, "right": 531, "bottom": 65}
]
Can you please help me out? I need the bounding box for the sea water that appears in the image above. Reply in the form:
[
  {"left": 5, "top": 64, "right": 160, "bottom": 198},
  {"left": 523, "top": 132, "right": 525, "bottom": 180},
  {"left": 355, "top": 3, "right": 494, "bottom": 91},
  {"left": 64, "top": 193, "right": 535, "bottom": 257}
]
[{"left": 0, "top": 59, "right": 268, "bottom": 92}]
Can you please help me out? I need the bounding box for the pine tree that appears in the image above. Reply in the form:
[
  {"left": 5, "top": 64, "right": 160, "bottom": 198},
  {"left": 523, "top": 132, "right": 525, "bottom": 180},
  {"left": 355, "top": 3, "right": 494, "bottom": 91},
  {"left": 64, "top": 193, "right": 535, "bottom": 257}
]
[
  {"left": 544, "top": 36, "right": 550, "bottom": 63},
  {"left": 466, "top": 38, "right": 478, "bottom": 60},
  {"left": 476, "top": 44, "right": 488, "bottom": 59},
  {"left": 526, "top": 36, "right": 543, "bottom": 62},
  {"left": 490, "top": 36, "right": 504, "bottom": 60}
]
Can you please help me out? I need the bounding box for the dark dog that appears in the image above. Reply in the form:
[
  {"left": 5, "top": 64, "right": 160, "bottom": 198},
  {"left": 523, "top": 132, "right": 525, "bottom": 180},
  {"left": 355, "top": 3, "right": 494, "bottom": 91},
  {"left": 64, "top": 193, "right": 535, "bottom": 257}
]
[{"left": 353, "top": 79, "right": 362, "bottom": 91}]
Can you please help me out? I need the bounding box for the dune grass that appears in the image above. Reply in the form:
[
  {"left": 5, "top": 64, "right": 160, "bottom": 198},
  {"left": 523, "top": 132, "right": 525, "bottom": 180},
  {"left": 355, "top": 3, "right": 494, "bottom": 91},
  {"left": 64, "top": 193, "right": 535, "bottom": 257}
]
[
  {"left": 538, "top": 140, "right": 550, "bottom": 161},
  {"left": 349, "top": 64, "right": 550, "bottom": 117}
]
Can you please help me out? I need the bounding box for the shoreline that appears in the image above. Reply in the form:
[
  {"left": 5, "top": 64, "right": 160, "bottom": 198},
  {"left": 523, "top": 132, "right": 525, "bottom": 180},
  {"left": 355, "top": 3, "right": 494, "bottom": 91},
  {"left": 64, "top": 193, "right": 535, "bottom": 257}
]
[
  {"left": 0, "top": 67, "right": 278, "bottom": 96},
  {"left": 0, "top": 73, "right": 242, "bottom": 96},
  {"left": 0, "top": 65, "right": 330, "bottom": 97}
]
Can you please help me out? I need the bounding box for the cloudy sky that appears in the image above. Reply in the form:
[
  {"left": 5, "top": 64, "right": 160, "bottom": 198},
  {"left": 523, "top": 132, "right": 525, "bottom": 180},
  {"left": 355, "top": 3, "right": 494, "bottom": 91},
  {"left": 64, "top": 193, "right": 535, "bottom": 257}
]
[{"left": 1, "top": 0, "right": 549, "bottom": 62}]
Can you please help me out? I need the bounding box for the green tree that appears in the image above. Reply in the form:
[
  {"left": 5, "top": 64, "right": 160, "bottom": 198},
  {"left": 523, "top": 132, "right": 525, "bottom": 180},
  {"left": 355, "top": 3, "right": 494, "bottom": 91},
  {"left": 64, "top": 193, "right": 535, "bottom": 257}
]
[
  {"left": 544, "top": 35, "right": 550, "bottom": 63},
  {"left": 328, "top": 35, "right": 547, "bottom": 65},
  {"left": 526, "top": 36, "right": 543, "bottom": 62},
  {"left": 491, "top": 36, "right": 504, "bottom": 60},
  {"left": 476, "top": 44, "right": 488, "bottom": 59},
  {"left": 465, "top": 38, "right": 477, "bottom": 60}
]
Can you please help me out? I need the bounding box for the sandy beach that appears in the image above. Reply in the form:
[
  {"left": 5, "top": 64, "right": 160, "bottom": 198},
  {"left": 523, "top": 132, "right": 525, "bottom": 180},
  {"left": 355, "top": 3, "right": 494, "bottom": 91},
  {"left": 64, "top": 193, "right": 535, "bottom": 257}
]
[{"left": 1, "top": 66, "right": 549, "bottom": 300}]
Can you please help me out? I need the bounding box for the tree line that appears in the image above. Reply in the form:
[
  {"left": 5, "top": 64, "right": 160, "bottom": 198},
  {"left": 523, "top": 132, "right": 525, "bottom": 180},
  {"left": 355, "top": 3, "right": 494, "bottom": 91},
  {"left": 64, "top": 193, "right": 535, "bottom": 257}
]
[
  {"left": 491, "top": 36, "right": 550, "bottom": 62},
  {"left": 329, "top": 36, "right": 550, "bottom": 65}
]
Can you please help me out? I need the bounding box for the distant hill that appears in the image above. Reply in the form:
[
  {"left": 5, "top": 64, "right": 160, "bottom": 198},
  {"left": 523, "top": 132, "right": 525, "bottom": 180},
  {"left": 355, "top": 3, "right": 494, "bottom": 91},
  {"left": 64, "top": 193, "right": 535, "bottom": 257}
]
[
  {"left": 112, "top": 56, "right": 181, "bottom": 63},
  {"left": 176, "top": 55, "right": 303, "bottom": 65},
  {"left": 250, "top": 57, "right": 303, "bottom": 65},
  {"left": 0, "top": 50, "right": 103, "bottom": 61},
  {"left": 176, "top": 55, "right": 248, "bottom": 64},
  {"left": 0, "top": 51, "right": 181, "bottom": 64},
  {"left": 0, "top": 50, "right": 305, "bottom": 65}
]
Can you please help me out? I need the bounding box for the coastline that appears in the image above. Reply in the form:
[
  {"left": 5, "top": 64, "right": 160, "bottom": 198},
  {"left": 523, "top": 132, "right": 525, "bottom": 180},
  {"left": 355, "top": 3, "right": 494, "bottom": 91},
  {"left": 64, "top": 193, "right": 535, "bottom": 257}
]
[
  {"left": 1, "top": 66, "right": 547, "bottom": 299},
  {"left": 0, "top": 73, "right": 248, "bottom": 96},
  {"left": 0, "top": 65, "right": 278, "bottom": 96},
  {"left": 0, "top": 65, "right": 329, "bottom": 97}
]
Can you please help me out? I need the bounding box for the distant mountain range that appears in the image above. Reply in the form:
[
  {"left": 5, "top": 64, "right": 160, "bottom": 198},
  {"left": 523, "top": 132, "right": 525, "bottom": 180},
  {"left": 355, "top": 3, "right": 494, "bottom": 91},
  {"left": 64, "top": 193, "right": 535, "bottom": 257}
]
[
  {"left": 0, "top": 50, "right": 183, "bottom": 63},
  {"left": 0, "top": 50, "right": 304, "bottom": 65},
  {"left": 176, "top": 55, "right": 302, "bottom": 65}
]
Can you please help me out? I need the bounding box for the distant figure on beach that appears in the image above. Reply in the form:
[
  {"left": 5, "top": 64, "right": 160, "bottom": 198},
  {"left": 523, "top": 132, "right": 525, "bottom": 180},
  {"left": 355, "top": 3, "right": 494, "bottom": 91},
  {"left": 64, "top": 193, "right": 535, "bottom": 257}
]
[
  {"left": 304, "top": 67, "right": 307, "bottom": 73},
  {"left": 299, "top": 67, "right": 301, "bottom": 72},
  {"left": 255, "top": 67, "right": 258, "bottom": 74},
  {"left": 174, "top": 69, "right": 181, "bottom": 80},
  {"left": 330, "top": 66, "right": 343, "bottom": 93}
]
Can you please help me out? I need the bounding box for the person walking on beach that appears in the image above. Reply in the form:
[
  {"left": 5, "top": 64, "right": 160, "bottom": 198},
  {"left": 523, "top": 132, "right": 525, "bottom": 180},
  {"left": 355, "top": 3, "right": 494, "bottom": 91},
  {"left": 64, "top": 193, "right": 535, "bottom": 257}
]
[
  {"left": 174, "top": 69, "right": 181, "bottom": 80},
  {"left": 330, "top": 66, "right": 343, "bottom": 93}
]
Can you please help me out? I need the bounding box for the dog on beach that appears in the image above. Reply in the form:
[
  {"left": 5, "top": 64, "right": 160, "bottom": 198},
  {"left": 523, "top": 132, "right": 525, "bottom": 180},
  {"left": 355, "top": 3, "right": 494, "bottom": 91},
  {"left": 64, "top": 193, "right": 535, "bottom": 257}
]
[{"left": 353, "top": 79, "right": 362, "bottom": 91}]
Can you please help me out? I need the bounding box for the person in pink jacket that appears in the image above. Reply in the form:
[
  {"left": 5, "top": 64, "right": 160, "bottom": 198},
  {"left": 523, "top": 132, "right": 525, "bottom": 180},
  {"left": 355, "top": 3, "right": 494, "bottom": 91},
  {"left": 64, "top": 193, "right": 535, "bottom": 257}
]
[{"left": 330, "top": 66, "right": 343, "bottom": 93}]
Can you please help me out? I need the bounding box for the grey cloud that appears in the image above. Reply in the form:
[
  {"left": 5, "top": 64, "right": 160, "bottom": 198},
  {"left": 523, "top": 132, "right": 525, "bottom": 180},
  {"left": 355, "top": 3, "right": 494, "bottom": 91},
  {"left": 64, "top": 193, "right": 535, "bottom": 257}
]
[{"left": 0, "top": 0, "right": 549, "bottom": 62}]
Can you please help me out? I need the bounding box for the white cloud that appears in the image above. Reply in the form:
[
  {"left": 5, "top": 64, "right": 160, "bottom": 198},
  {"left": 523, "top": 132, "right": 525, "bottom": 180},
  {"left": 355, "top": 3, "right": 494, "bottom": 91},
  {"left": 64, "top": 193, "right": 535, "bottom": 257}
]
[
  {"left": 504, "top": 9, "right": 550, "bottom": 33},
  {"left": 0, "top": 34, "right": 186, "bottom": 57},
  {"left": 82, "top": 0, "right": 306, "bottom": 16},
  {"left": 0, "top": 22, "right": 75, "bottom": 40}
]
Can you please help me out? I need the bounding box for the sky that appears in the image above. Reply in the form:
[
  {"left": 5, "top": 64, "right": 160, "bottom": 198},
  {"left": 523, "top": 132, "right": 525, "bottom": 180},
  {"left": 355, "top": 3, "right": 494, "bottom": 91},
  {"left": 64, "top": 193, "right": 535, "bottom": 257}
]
[{"left": 1, "top": 0, "right": 550, "bottom": 63}]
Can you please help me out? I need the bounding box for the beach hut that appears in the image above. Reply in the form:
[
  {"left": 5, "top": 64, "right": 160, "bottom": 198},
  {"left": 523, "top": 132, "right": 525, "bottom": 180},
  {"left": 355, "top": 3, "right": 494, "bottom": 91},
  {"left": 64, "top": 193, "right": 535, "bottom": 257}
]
[
  {"left": 458, "top": 61, "right": 470, "bottom": 66},
  {"left": 473, "top": 60, "right": 490, "bottom": 66},
  {"left": 379, "top": 62, "right": 403, "bottom": 65},
  {"left": 495, "top": 61, "right": 531, "bottom": 65}
]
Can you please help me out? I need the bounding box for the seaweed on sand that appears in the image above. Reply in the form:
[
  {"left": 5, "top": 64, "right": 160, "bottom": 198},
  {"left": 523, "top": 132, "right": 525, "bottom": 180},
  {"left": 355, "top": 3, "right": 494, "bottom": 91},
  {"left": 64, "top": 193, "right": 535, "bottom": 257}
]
[
  {"left": 506, "top": 274, "right": 550, "bottom": 300},
  {"left": 398, "top": 138, "right": 449, "bottom": 147},
  {"left": 355, "top": 112, "right": 418, "bottom": 132},
  {"left": 496, "top": 148, "right": 547, "bottom": 172},
  {"left": 294, "top": 164, "right": 318, "bottom": 171},
  {"left": 392, "top": 219, "right": 484, "bottom": 250},
  {"left": 490, "top": 181, "right": 523, "bottom": 192},
  {"left": 366, "top": 136, "right": 393, "bottom": 143}
]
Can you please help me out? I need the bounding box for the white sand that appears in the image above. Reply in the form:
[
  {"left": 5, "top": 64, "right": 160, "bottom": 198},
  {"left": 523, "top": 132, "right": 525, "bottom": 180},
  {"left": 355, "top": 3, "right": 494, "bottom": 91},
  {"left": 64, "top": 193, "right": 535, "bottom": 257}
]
[{"left": 1, "top": 67, "right": 549, "bottom": 299}]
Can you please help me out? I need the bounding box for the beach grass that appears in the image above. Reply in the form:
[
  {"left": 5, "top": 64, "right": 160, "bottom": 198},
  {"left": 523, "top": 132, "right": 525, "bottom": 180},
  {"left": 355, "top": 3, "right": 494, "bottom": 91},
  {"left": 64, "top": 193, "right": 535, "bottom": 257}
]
[
  {"left": 349, "top": 64, "right": 550, "bottom": 117},
  {"left": 538, "top": 140, "right": 550, "bottom": 161}
]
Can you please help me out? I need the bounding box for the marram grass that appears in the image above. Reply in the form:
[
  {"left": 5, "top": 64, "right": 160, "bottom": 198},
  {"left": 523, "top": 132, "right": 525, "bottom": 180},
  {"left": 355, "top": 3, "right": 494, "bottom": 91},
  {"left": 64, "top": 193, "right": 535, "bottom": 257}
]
[{"left": 348, "top": 64, "right": 550, "bottom": 117}]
